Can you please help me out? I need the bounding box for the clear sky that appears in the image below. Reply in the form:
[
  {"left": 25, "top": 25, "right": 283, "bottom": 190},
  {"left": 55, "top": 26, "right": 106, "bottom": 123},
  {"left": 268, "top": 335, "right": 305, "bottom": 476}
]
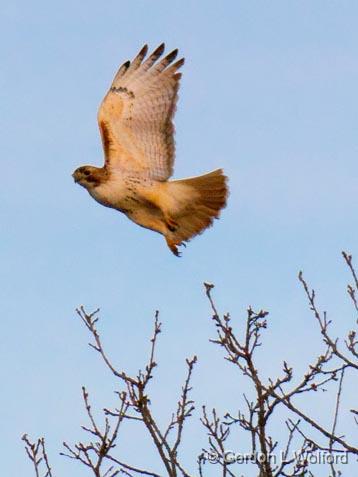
[{"left": 1, "top": 1, "right": 357, "bottom": 476}]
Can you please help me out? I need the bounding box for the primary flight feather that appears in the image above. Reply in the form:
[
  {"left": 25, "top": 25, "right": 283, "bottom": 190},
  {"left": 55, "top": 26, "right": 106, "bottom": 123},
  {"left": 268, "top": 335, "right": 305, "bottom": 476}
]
[{"left": 73, "top": 44, "right": 228, "bottom": 256}]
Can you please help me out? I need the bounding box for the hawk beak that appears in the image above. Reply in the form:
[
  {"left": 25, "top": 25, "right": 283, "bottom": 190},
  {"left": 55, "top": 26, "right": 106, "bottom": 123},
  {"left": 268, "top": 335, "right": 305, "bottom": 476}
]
[{"left": 72, "top": 172, "right": 78, "bottom": 183}]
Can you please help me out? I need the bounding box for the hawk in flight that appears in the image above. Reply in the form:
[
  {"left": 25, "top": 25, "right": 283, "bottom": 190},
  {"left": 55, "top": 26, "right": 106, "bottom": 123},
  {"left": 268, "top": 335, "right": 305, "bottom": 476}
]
[{"left": 73, "top": 44, "right": 228, "bottom": 256}]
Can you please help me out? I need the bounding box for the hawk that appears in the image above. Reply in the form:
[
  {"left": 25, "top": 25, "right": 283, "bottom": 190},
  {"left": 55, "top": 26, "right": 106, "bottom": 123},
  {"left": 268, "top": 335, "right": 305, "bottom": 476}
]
[{"left": 73, "top": 44, "right": 228, "bottom": 256}]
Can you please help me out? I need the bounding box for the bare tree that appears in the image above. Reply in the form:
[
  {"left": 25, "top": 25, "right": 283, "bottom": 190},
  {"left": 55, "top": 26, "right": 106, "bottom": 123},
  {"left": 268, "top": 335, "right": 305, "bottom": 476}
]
[
  {"left": 199, "top": 251, "right": 358, "bottom": 477},
  {"left": 60, "top": 311, "right": 197, "bottom": 477},
  {"left": 24, "top": 252, "right": 358, "bottom": 477}
]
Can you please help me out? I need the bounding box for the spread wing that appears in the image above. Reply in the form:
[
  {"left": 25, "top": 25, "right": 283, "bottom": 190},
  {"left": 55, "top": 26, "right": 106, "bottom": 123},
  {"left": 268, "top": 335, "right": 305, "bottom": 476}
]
[{"left": 98, "top": 44, "right": 184, "bottom": 181}]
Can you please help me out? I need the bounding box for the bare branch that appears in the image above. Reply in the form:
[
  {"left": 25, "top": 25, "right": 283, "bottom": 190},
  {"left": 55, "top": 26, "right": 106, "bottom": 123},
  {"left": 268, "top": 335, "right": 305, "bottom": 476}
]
[{"left": 22, "top": 434, "right": 53, "bottom": 477}]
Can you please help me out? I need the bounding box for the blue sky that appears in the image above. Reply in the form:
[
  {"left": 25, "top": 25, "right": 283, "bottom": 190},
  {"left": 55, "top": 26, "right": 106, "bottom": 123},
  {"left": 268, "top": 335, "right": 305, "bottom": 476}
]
[{"left": 1, "top": 1, "right": 357, "bottom": 475}]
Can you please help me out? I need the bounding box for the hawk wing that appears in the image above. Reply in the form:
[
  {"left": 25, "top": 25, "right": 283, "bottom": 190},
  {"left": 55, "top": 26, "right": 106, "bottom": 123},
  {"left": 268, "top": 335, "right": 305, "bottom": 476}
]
[{"left": 98, "top": 44, "right": 184, "bottom": 181}]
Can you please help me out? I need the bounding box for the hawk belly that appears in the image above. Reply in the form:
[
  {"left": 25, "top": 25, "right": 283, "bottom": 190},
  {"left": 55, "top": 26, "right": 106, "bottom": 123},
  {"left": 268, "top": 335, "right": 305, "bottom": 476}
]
[{"left": 88, "top": 174, "right": 168, "bottom": 235}]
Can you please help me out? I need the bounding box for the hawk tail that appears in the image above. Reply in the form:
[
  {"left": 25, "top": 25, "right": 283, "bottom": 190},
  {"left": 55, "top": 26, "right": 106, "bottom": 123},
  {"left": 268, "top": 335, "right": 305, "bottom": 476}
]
[{"left": 165, "top": 169, "right": 228, "bottom": 255}]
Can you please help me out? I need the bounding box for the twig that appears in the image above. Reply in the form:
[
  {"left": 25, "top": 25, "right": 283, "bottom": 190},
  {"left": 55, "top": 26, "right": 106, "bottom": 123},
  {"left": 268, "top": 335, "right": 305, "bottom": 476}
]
[{"left": 22, "top": 435, "right": 53, "bottom": 477}]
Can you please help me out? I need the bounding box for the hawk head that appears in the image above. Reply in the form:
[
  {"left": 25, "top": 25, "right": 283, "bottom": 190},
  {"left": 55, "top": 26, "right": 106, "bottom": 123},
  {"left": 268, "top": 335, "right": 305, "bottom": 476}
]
[{"left": 72, "top": 166, "right": 108, "bottom": 189}]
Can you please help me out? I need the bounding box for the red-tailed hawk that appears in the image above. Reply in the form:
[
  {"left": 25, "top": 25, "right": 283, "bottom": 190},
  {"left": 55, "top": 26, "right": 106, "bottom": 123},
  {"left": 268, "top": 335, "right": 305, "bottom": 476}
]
[{"left": 73, "top": 44, "right": 228, "bottom": 256}]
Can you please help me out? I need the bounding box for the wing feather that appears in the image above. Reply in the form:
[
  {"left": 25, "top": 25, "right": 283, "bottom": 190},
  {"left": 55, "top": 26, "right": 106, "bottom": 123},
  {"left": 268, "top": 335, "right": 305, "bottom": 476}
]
[{"left": 98, "top": 44, "right": 184, "bottom": 180}]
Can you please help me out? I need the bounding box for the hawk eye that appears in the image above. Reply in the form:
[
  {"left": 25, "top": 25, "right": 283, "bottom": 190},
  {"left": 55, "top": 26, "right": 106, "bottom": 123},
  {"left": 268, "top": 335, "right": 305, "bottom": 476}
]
[{"left": 84, "top": 170, "right": 91, "bottom": 176}]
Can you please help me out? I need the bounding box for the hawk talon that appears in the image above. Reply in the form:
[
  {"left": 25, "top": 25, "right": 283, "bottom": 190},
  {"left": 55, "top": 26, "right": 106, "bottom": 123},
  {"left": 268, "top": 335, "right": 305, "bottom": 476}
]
[{"left": 166, "top": 238, "right": 182, "bottom": 257}]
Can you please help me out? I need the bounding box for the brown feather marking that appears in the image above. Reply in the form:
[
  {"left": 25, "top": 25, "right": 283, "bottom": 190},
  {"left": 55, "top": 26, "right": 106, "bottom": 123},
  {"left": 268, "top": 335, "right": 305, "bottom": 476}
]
[
  {"left": 111, "top": 86, "right": 135, "bottom": 99},
  {"left": 99, "top": 121, "right": 114, "bottom": 158}
]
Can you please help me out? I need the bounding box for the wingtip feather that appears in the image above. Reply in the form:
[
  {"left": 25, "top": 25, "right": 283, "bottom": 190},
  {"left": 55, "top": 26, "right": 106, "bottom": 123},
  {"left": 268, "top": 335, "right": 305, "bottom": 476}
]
[
  {"left": 165, "top": 49, "right": 178, "bottom": 65},
  {"left": 152, "top": 43, "right": 165, "bottom": 59},
  {"left": 139, "top": 44, "right": 148, "bottom": 56}
]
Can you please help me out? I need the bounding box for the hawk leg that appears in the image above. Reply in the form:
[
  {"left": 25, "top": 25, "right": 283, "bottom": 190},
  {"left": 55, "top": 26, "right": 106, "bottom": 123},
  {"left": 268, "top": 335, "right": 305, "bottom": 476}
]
[{"left": 164, "top": 215, "right": 179, "bottom": 232}]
